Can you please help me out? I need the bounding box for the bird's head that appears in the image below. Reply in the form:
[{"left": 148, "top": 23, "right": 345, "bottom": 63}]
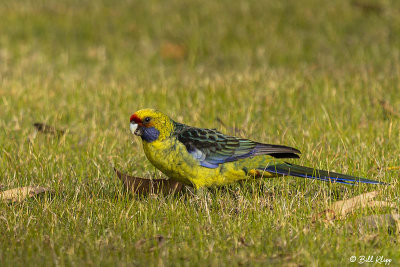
[{"left": 130, "top": 109, "right": 174, "bottom": 142}]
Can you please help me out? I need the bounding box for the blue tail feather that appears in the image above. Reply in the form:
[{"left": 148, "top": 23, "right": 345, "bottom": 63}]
[{"left": 261, "top": 163, "right": 383, "bottom": 185}]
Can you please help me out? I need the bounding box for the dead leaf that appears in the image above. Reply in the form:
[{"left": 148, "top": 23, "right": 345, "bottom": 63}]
[
  {"left": 331, "top": 191, "right": 394, "bottom": 218},
  {"left": 160, "top": 42, "right": 186, "bottom": 60},
  {"left": 114, "top": 168, "right": 183, "bottom": 195},
  {"left": 0, "top": 186, "right": 53, "bottom": 202},
  {"left": 315, "top": 191, "right": 396, "bottom": 221},
  {"left": 352, "top": 0, "right": 383, "bottom": 14},
  {"left": 33, "top": 123, "right": 65, "bottom": 136}
]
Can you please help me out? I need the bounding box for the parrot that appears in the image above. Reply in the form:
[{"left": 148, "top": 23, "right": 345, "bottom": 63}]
[{"left": 129, "top": 108, "right": 382, "bottom": 189}]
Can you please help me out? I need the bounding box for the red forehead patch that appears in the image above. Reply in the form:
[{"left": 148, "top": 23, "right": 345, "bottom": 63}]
[{"left": 130, "top": 114, "right": 142, "bottom": 123}]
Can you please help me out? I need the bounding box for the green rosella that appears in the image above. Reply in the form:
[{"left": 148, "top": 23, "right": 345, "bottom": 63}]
[{"left": 129, "top": 108, "right": 382, "bottom": 188}]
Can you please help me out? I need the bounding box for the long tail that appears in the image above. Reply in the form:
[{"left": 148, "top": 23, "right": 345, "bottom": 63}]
[{"left": 261, "top": 163, "right": 383, "bottom": 185}]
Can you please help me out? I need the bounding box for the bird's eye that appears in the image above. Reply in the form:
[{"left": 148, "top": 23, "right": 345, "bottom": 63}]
[{"left": 144, "top": 117, "right": 151, "bottom": 123}]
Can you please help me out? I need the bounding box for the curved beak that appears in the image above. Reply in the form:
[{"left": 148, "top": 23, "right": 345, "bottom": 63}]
[{"left": 130, "top": 122, "right": 143, "bottom": 136}]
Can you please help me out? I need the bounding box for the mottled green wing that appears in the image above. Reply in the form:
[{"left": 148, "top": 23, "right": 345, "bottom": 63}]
[{"left": 174, "top": 123, "right": 300, "bottom": 168}]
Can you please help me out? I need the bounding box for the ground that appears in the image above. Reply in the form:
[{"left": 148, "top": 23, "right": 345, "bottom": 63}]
[{"left": 1, "top": 0, "right": 400, "bottom": 266}]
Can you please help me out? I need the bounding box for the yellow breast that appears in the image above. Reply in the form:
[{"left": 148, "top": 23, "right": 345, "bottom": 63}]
[
  {"left": 142, "top": 138, "right": 199, "bottom": 185},
  {"left": 141, "top": 137, "right": 278, "bottom": 188}
]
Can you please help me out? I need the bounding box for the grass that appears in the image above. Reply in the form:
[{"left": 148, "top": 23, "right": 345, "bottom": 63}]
[{"left": 1, "top": 0, "right": 400, "bottom": 265}]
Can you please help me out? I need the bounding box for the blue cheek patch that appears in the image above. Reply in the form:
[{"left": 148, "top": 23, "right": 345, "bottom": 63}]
[{"left": 141, "top": 127, "right": 160, "bottom": 142}]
